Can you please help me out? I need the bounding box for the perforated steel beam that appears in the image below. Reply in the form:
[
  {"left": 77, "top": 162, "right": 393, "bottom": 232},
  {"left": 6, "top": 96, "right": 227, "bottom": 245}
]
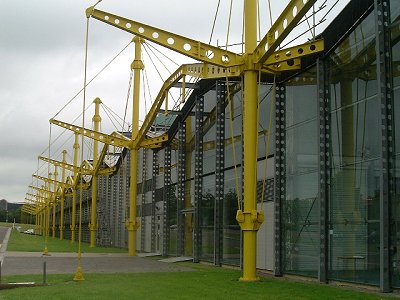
[
  {"left": 140, "top": 149, "right": 147, "bottom": 253},
  {"left": 193, "top": 95, "right": 204, "bottom": 263},
  {"left": 151, "top": 150, "right": 158, "bottom": 253},
  {"left": 274, "top": 84, "right": 286, "bottom": 277},
  {"left": 375, "top": 0, "right": 394, "bottom": 292},
  {"left": 87, "top": 8, "right": 243, "bottom": 68},
  {"left": 214, "top": 81, "right": 226, "bottom": 266},
  {"left": 317, "top": 59, "right": 330, "bottom": 283},
  {"left": 177, "top": 122, "right": 186, "bottom": 256},
  {"left": 162, "top": 146, "right": 172, "bottom": 256}
]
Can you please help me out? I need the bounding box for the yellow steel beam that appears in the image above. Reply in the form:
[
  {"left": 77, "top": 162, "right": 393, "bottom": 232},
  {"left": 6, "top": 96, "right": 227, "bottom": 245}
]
[
  {"left": 33, "top": 174, "right": 68, "bottom": 189},
  {"left": 263, "top": 39, "right": 324, "bottom": 66},
  {"left": 50, "top": 118, "right": 131, "bottom": 149},
  {"left": 132, "top": 65, "right": 185, "bottom": 148},
  {"left": 185, "top": 63, "right": 241, "bottom": 79},
  {"left": 29, "top": 185, "right": 55, "bottom": 196},
  {"left": 140, "top": 133, "right": 168, "bottom": 149},
  {"left": 39, "top": 155, "right": 113, "bottom": 176},
  {"left": 86, "top": 8, "right": 243, "bottom": 68},
  {"left": 39, "top": 155, "right": 76, "bottom": 173},
  {"left": 254, "top": 0, "right": 318, "bottom": 65},
  {"left": 93, "top": 144, "right": 109, "bottom": 174}
]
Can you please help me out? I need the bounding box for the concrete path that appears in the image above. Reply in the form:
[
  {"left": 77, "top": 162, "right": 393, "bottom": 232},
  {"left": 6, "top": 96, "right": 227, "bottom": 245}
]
[
  {"left": 0, "top": 226, "right": 194, "bottom": 276},
  {"left": 0, "top": 226, "right": 11, "bottom": 266}
]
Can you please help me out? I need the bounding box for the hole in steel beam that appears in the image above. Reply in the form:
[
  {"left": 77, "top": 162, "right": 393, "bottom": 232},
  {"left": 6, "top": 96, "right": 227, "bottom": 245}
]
[
  {"left": 206, "top": 50, "right": 214, "bottom": 59},
  {"left": 222, "top": 55, "right": 229, "bottom": 63},
  {"left": 293, "top": 6, "right": 298, "bottom": 17}
]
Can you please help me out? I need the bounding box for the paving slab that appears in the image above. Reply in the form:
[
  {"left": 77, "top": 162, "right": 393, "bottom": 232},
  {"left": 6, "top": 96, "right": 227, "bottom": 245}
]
[{"left": 1, "top": 252, "right": 194, "bottom": 276}]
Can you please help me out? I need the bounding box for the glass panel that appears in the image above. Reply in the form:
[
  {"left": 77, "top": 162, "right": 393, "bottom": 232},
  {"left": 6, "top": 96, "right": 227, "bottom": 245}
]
[
  {"left": 284, "top": 67, "right": 318, "bottom": 278},
  {"left": 225, "top": 87, "right": 242, "bottom": 168},
  {"left": 284, "top": 172, "right": 319, "bottom": 277},
  {"left": 200, "top": 175, "right": 215, "bottom": 262},
  {"left": 203, "top": 122, "right": 216, "bottom": 174},
  {"left": 168, "top": 183, "right": 178, "bottom": 256},
  {"left": 222, "top": 168, "right": 241, "bottom": 265},
  {"left": 327, "top": 11, "right": 380, "bottom": 285},
  {"left": 258, "top": 84, "right": 275, "bottom": 158},
  {"left": 391, "top": 0, "right": 400, "bottom": 22},
  {"left": 183, "top": 180, "right": 194, "bottom": 256}
]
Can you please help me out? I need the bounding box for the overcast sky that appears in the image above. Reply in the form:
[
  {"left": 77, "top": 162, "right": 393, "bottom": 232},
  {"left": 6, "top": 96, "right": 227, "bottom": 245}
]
[{"left": 0, "top": 0, "right": 348, "bottom": 203}]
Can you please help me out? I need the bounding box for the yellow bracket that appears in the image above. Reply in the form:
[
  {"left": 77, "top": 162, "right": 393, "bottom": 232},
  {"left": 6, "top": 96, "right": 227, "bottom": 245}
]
[
  {"left": 88, "top": 223, "right": 99, "bottom": 230},
  {"left": 87, "top": 8, "right": 243, "bottom": 68},
  {"left": 236, "top": 210, "right": 264, "bottom": 231},
  {"left": 125, "top": 219, "right": 140, "bottom": 231}
]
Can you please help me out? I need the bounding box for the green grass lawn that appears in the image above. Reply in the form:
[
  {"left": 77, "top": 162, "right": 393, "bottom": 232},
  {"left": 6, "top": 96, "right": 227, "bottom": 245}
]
[
  {"left": 4, "top": 227, "right": 126, "bottom": 254},
  {"left": 0, "top": 266, "right": 395, "bottom": 300}
]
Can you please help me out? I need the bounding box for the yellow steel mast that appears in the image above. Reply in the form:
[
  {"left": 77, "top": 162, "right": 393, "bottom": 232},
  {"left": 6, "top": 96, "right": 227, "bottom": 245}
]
[
  {"left": 90, "top": 98, "right": 102, "bottom": 247},
  {"left": 126, "top": 37, "right": 144, "bottom": 256},
  {"left": 60, "top": 150, "right": 67, "bottom": 240},
  {"left": 71, "top": 133, "right": 80, "bottom": 242},
  {"left": 239, "top": 0, "right": 261, "bottom": 281}
]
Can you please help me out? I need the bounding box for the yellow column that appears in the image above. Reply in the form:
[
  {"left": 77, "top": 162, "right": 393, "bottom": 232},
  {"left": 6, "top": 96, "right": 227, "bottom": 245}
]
[
  {"left": 127, "top": 37, "right": 144, "bottom": 256},
  {"left": 71, "top": 133, "right": 80, "bottom": 243},
  {"left": 90, "top": 98, "right": 102, "bottom": 247},
  {"left": 59, "top": 150, "right": 67, "bottom": 240},
  {"left": 43, "top": 183, "right": 50, "bottom": 255},
  {"left": 236, "top": 0, "right": 264, "bottom": 281},
  {"left": 52, "top": 167, "right": 58, "bottom": 238}
]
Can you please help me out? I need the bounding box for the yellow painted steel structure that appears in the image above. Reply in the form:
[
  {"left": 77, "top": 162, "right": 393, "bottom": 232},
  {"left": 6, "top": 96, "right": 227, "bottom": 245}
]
[
  {"left": 89, "top": 98, "right": 102, "bottom": 247},
  {"left": 86, "top": 0, "right": 323, "bottom": 281},
  {"left": 20, "top": 0, "right": 325, "bottom": 281}
]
